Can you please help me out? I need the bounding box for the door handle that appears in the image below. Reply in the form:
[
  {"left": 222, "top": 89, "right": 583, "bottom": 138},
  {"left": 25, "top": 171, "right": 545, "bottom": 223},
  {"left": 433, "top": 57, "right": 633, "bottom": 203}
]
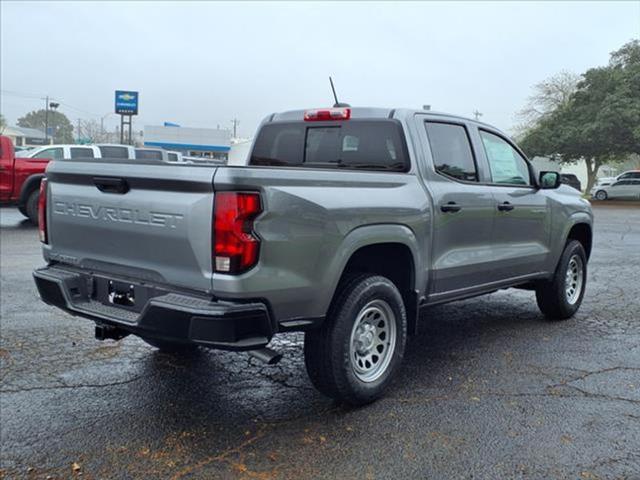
[
  {"left": 93, "top": 177, "right": 129, "bottom": 194},
  {"left": 497, "top": 201, "right": 514, "bottom": 212},
  {"left": 440, "top": 202, "right": 462, "bottom": 213}
]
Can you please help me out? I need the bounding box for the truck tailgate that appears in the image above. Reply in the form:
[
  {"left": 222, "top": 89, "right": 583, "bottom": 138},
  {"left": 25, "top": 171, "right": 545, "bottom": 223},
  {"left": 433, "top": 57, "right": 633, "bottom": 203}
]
[{"left": 44, "top": 159, "right": 218, "bottom": 292}]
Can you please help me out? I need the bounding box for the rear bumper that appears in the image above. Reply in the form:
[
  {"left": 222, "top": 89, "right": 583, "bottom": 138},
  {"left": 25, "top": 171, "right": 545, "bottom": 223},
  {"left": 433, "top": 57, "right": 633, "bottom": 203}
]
[{"left": 33, "top": 266, "right": 273, "bottom": 351}]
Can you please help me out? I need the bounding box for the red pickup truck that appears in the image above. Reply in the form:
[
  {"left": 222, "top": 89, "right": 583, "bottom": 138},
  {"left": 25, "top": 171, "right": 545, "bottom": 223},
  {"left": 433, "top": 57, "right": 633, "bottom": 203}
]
[{"left": 0, "top": 135, "right": 50, "bottom": 223}]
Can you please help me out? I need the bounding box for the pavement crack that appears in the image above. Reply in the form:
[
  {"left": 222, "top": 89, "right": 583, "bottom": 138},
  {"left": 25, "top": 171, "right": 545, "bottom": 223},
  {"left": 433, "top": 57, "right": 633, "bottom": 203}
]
[{"left": 0, "top": 373, "right": 151, "bottom": 393}]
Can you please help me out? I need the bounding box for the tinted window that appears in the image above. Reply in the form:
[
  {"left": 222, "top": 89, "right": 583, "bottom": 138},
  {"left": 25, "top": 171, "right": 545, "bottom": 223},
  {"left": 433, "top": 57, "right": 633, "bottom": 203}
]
[
  {"left": 70, "top": 147, "right": 94, "bottom": 159},
  {"left": 99, "top": 146, "right": 128, "bottom": 159},
  {"left": 167, "top": 153, "right": 178, "bottom": 162},
  {"left": 618, "top": 172, "right": 640, "bottom": 180},
  {"left": 136, "top": 149, "right": 163, "bottom": 160},
  {"left": 250, "top": 120, "right": 408, "bottom": 171},
  {"left": 251, "top": 124, "right": 305, "bottom": 166},
  {"left": 424, "top": 122, "right": 477, "bottom": 182},
  {"left": 33, "top": 148, "right": 63, "bottom": 160},
  {"left": 479, "top": 131, "right": 531, "bottom": 185}
]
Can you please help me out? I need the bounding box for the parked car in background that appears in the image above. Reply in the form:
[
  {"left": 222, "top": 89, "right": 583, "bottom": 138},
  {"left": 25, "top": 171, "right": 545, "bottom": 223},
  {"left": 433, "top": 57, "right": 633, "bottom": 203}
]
[
  {"left": 560, "top": 173, "right": 581, "bottom": 192},
  {"left": 593, "top": 178, "right": 640, "bottom": 200},
  {"left": 23, "top": 144, "right": 101, "bottom": 160},
  {"left": 96, "top": 144, "right": 136, "bottom": 159},
  {"left": 0, "top": 135, "right": 49, "bottom": 223},
  {"left": 589, "top": 177, "right": 615, "bottom": 197}
]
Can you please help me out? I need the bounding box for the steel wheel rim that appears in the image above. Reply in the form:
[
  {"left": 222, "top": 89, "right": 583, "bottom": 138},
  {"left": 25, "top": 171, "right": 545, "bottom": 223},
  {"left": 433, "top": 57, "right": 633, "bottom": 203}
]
[
  {"left": 596, "top": 191, "right": 606, "bottom": 200},
  {"left": 349, "top": 299, "right": 397, "bottom": 383},
  {"left": 565, "top": 254, "right": 584, "bottom": 305}
]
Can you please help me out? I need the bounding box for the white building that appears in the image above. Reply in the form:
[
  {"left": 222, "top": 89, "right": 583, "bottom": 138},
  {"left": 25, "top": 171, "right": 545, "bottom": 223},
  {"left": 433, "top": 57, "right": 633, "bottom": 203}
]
[
  {"left": 143, "top": 124, "right": 231, "bottom": 160},
  {"left": 1, "top": 126, "right": 52, "bottom": 148}
]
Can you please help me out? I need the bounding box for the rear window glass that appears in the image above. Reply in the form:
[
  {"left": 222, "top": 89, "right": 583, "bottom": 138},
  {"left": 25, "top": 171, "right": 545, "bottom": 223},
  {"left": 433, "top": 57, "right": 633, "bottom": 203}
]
[
  {"left": 99, "top": 146, "right": 128, "bottom": 159},
  {"left": 136, "top": 149, "right": 163, "bottom": 160},
  {"left": 70, "top": 147, "right": 94, "bottom": 159},
  {"left": 250, "top": 120, "right": 408, "bottom": 172}
]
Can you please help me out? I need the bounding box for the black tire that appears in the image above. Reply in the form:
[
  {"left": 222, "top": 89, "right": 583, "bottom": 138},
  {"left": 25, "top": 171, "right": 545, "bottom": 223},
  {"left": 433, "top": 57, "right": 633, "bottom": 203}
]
[
  {"left": 25, "top": 189, "right": 40, "bottom": 225},
  {"left": 141, "top": 336, "right": 199, "bottom": 354},
  {"left": 595, "top": 190, "right": 607, "bottom": 201},
  {"left": 304, "top": 274, "right": 407, "bottom": 405},
  {"left": 536, "top": 240, "right": 587, "bottom": 320},
  {"left": 18, "top": 204, "right": 29, "bottom": 218}
]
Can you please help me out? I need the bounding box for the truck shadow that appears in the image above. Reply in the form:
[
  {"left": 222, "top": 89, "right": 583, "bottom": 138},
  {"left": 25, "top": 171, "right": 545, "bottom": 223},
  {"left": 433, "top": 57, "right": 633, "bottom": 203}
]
[{"left": 128, "top": 289, "right": 549, "bottom": 426}]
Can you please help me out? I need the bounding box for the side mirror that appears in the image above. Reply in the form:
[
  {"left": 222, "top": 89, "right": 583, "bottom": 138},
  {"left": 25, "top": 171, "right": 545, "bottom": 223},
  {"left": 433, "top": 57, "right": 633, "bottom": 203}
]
[{"left": 539, "top": 171, "right": 561, "bottom": 189}]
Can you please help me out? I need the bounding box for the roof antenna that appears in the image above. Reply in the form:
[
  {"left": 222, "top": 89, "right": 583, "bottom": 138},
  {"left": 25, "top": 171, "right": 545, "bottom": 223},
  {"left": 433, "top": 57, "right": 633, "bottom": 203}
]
[{"left": 329, "top": 76, "right": 350, "bottom": 108}]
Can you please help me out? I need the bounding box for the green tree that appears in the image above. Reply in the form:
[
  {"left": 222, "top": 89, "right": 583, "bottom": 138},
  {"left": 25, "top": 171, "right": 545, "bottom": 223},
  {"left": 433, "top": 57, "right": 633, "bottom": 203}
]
[
  {"left": 17, "top": 109, "right": 74, "bottom": 144},
  {"left": 519, "top": 40, "right": 640, "bottom": 192}
]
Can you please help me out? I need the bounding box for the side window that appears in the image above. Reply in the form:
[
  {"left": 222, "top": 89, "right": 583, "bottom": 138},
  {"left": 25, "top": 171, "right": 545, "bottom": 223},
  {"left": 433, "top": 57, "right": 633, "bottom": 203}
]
[
  {"left": 424, "top": 122, "right": 477, "bottom": 182},
  {"left": 167, "top": 153, "right": 178, "bottom": 162},
  {"left": 70, "top": 148, "right": 94, "bottom": 159},
  {"left": 99, "top": 146, "right": 128, "bottom": 159},
  {"left": 479, "top": 131, "right": 531, "bottom": 186},
  {"left": 33, "top": 148, "right": 63, "bottom": 160}
]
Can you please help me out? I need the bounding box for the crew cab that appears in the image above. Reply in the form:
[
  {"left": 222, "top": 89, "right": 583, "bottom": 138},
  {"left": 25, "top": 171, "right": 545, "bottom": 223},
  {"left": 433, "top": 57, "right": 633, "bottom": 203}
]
[
  {"left": 0, "top": 135, "right": 50, "bottom": 223},
  {"left": 33, "top": 107, "right": 593, "bottom": 405}
]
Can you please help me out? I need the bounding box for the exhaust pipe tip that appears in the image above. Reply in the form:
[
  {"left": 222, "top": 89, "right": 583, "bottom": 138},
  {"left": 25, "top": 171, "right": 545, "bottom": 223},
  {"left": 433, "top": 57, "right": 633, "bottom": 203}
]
[{"left": 248, "top": 347, "right": 283, "bottom": 365}]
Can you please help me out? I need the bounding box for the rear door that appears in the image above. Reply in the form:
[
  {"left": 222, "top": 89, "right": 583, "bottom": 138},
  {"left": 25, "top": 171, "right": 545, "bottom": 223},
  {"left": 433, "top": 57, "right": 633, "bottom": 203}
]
[
  {"left": 474, "top": 128, "right": 550, "bottom": 278},
  {"left": 415, "top": 117, "right": 497, "bottom": 297}
]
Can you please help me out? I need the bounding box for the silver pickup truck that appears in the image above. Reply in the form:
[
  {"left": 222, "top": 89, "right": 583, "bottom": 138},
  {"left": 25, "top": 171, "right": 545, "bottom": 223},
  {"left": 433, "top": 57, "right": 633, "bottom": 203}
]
[{"left": 33, "top": 107, "right": 593, "bottom": 405}]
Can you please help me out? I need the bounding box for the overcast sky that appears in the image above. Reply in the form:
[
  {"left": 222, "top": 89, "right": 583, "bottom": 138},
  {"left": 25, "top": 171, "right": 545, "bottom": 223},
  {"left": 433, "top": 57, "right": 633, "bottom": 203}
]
[{"left": 1, "top": 1, "right": 639, "bottom": 137}]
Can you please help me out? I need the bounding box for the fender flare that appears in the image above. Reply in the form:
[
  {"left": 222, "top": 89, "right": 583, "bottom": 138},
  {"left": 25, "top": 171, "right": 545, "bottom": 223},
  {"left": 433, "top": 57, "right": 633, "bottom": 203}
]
[
  {"left": 18, "top": 174, "right": 44, "bottom": 207},
  {"left": 550, "top": 211, "right": 593, "bottom": 268},
  {"left": 319, "top": 223, "right": 425, "bottom": 333}
]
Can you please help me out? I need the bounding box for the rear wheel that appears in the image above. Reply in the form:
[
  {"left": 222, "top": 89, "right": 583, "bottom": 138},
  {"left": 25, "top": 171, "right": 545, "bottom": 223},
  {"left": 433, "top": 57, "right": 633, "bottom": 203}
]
[
  {"left": 141, "top": 336, "right": 199, "bottom": 354},
  {"left": 595, "top": 190, "right": 607, "bottom": 201},
  {"left": 304, "top": 274, "right": 407, "bottom": 405},
  {"left": 536, "top": 240, "right": 587, "bottom": 320},
  {"left": 25, "top": 189, "right": 40, "bottom": 225}
]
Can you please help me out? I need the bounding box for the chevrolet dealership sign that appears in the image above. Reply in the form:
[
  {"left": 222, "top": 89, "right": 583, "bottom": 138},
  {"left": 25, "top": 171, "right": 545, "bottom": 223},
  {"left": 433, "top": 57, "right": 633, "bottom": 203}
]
[{"left": 115, "top": 90, "right": 139, "bottom": 115}]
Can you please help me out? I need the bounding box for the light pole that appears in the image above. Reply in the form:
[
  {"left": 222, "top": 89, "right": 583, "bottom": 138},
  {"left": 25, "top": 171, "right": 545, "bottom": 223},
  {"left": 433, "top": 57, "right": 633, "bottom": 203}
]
[{"left": 45, "top": 100, "right": 59, "bottom": 143}]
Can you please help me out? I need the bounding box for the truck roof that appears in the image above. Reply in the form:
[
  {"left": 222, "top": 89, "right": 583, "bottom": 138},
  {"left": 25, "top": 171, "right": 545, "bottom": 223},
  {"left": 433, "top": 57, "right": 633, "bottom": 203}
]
[{"left": 268, "top": 107, "right": 502, "bottom": 133}]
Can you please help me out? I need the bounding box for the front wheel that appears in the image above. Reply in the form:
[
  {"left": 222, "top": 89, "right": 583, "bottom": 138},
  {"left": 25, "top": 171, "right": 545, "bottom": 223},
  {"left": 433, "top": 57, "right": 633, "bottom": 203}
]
[
  {"left": 595, "top": 190, "right": 607, "bottom": 201},
  {"left": 536, "top": 240, "right": 587, "bottom": 320},
  {"left": 304, "top": 274, "right": 407, "bottom": 405},
  {"left": 25, "top": 189, "right": 40, "bottom": 225}
]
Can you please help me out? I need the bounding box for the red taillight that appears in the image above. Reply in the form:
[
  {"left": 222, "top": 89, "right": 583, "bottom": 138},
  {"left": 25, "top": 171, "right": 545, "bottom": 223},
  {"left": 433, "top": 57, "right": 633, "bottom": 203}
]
[
  {"left": 214, "top": 192, "right": 262, "bottom": 274},
  {"left": 38, "top": 178, "right": 48, "bottom": 244},
  {"left": 304, "top": 107, "right": 351, "bottom": 121}
]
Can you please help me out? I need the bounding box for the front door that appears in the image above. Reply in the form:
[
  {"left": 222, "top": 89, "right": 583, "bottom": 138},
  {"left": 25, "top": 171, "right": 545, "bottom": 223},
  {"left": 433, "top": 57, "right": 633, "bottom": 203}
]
[
  {"left": 476, "top": 129, "right": 550, "bottom": 279},
  {"left": 0, "top": 139, "right": 14, "bottom": 201}
]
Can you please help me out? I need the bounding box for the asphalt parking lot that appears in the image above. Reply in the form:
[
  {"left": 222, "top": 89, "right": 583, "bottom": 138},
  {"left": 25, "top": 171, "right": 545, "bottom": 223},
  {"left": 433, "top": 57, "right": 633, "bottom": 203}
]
[{"left": 1, "top": 203, "right": 639, "bottom": 480}]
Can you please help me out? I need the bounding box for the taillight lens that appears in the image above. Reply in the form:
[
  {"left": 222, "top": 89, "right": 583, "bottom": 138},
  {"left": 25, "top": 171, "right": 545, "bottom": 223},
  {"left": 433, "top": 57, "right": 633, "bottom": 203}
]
[
  {"left": 214, "top": 192, "right": 262, "bottom": 274},
  {"left": 304, "top": 107, "right": 351, "bottom": 121},
  {"left": 38, "top": 178, "right": 48, "bottom": 244}
]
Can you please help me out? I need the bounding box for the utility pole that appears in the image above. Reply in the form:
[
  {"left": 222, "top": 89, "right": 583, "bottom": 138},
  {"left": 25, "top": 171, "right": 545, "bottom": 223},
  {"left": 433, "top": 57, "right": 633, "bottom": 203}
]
[
  {"left": 473, "top": 109, "right": 483, "bottom": 121},
  {"left": 231, "top": 118, "right": 239, "bottom": 138},
  {"left": 44, "top": 96, "right": 49, "bottom": 142}
]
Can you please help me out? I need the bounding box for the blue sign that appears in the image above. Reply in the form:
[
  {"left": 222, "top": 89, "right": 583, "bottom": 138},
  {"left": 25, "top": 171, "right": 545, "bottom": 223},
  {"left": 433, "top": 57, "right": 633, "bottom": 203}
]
[{"left": 115, "top": 90, "right": 139, "bottom": 115}]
